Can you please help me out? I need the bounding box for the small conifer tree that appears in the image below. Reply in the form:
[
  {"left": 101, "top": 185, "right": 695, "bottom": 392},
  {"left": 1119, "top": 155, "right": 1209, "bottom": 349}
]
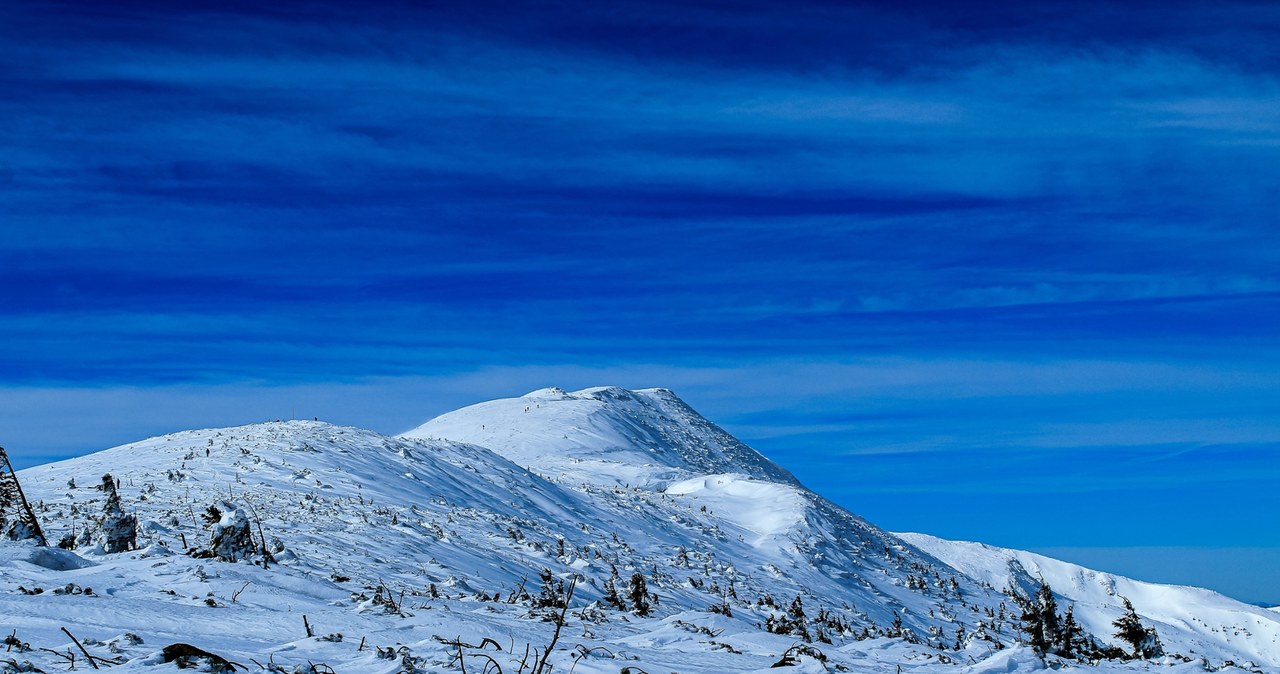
[
  {"left": 535, "top": 568, "right": 566, "bottom": 610},
  {"left": 602, "top": 565, "right": 626, "bottom": 610},
  {"left": 1112, "top": 597, "right": 1162, "bottom": 659},
  {"left": 1011, "top": 580, "right": 1064, "bottom": 658},
  {"left": 1057, "top": 605, "right": 1085, "bottom": 658},
  {"left": 1036, "top": 582, "right": 1060, "bottom": 652},
  {"left": 888, "top": 613, "right": 904, "bottom": 638},
  {"left": 603, "top": 578, "right": 625, "bottom": 610},
  {"left": 787, "top": 595, "right": 812, "bottom": 641},
  {"left": 628, "top": 572, "right": 651, "bottom": 616},
  {"left": 1112, "top": 597, "right": 1144, "bottom": 656}
]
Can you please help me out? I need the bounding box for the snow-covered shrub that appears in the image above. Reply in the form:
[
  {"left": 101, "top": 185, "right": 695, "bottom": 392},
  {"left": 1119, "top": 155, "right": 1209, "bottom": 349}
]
[
  {"left": 601, "top": 566, "right": 626, "bottom": 610},
  {"left": 765, "top": 595, "right": 812, "bottom": 641},
  {"left": 99, "top": 473, "right": 137, "bottom": 553},
  {"left": 0, "top": 459, "right": 46, "bottom": 544},
  {"left": 1113, "top": 596, "right": 1163, "bottom": 660},
  {"left": 627, "top": 572, "right": 651, "bottom": 616},
  {"left": 209, "top": 502, "right": 256, "bottom": 562},
  {"left": 532, "top": 567, "right": 567, "bottom": 620},
  {"left": 4, "top": 519, "right": 42, "bottom": 544}
]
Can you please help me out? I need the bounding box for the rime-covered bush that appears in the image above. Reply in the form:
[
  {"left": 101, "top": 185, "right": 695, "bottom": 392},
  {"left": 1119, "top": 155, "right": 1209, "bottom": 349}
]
[
  {"left": 99, "top": 474, "right": 137, "bottom": 553},
  {"left": 1113, "top": 597, "right": 1163, "bottom": 660},
  {"left": 209, "top": 502, "right": 256, "bottom": 562},
  {"left": 0, "top": 456, "right": 45, "bottom": 544},
  {"left": 628, "top": 572, "right": 651, "bottom": 617}
]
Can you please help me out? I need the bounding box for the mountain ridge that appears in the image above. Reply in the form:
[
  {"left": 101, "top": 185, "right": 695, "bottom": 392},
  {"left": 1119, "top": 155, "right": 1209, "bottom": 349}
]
[
  {"left": 3, "top": 386, "right": 1276, "bottom": 673},
  {"left": 899, "top": 531, "right": 1280, "bottom": 668}
]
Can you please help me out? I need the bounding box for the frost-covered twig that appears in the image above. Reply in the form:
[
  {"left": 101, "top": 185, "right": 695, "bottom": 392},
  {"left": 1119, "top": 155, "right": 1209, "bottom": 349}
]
[
  {"left": 435, "top": 636, "right": 502, "bottom": 651},
  {"left": 465, "top": 652, "right": 504, "bottom": 674},
  {"left": 568, "top": 645, "right": 615, "bottom": 674},
  {"left": 60, "top": 627, "right": 99, "bottom": 669},
  {"left": 533, "top": 576, "right": 577, "bottom": 674}
]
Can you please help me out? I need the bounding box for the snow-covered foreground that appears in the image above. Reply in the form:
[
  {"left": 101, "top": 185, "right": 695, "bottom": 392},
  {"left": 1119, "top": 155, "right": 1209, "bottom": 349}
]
[{"left": 2, "top": 386, "right": 1276, "bottom": 673}]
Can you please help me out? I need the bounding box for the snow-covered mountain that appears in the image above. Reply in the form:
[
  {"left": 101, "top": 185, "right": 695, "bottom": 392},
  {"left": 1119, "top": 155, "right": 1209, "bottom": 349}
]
[
  {"left": 899, "top": 533, "right": 1280, "bottom": 669},
  {"left": 3, "top": 386, "right": 1276, "bottom": 673},
  {"left": 403, "top": 386, "right": 801, "bottom": 488}
]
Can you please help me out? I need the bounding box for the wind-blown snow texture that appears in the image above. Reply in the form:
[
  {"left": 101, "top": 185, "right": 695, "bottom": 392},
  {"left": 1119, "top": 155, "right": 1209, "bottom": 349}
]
[
  {"left": 3, "top": 386, "right": 1276, "bottom": 673},
  {"left": 898, "top": 533, "right": 1280, "bottom": 669}
]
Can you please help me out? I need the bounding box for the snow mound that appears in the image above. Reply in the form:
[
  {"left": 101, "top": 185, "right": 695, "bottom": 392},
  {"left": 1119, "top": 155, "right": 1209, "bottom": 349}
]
[
  {"left": 666, "top": 474, "right": 807, "bottom": 547},
  {"left": 959, "top": 646, "right": 1040, "bottom": 673},
  {"left": 0, "top": 543, "right": 95, "bottom": 571},
  {"left": 27, "top": 546, "right": 95, "bottom": 571}
]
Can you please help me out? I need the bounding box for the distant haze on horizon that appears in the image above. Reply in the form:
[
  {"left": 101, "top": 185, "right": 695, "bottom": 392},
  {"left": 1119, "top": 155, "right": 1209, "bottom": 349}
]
[{"left": 2, "top": 1, "right": 1278, "bottom": 604}]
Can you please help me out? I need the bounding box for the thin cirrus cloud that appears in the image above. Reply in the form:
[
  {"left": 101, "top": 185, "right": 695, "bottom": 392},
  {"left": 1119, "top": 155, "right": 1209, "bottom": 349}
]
[
  {"left": 7, "top": 5, "right": 1279, "bottom": 202},
  {"left": 6, "top": 10, "right": 1278, "bottom": 270}
]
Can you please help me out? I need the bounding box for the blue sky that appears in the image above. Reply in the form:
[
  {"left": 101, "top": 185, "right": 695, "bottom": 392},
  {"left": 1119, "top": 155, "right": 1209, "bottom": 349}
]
[{"left": 2, "top": 1, "right": 1278, "bottom": 603}]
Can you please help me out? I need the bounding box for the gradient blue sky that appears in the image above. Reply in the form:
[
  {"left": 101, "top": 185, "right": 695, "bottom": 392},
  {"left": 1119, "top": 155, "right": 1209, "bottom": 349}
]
[{"left": 3, "top": 1, "right": 1278, "bottom": 603}]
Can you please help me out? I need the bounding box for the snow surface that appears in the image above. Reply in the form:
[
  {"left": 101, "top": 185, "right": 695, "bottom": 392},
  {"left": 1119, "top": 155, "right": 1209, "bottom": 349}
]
[
  {"left": 899, "top": 532, "right": 1280, "bottom": 668},
  {"left": 2, "top": 387, "right": 1276, "bottom": 673},
  {"left": 403, "top": 386, "right": 800, "bottom": 488},
  {"left": 665, "top": 474, "right": 806, "bottom": 547}
]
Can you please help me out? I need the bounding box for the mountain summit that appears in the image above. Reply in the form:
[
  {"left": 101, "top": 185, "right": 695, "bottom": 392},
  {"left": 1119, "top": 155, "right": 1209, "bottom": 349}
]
[
  {"left": 3, "top": 387, "right": 1276, "bottom": 673},
  {"left": 402, "top": 386, "right": 800, "bottom": 487}
]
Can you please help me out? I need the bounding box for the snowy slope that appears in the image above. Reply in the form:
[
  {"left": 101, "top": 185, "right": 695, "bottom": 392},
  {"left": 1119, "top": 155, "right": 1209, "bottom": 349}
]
[
  {"left": 404, "top": 386, "right": 1007, "bottom": 632},
  {"left": 404, "top": 386, "right": 800, "bottom": 488},
  {"left": 5, "top": 417, "right": 983, "bottom": 672},
  {"left": 900, "top": 532, "right": 1280, "bottom": 667},
  {"left": 409, "top": 387, "right": 1280, "bottom": 667},
  {"left": 2, "top": 387, "right": 1276, "bottom": 673}
]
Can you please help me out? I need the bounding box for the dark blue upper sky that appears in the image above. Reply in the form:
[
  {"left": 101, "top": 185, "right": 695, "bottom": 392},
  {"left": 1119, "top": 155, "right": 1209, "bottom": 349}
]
[{"left": 2, "top": 1, "right": 1278, "bottom": 602}]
